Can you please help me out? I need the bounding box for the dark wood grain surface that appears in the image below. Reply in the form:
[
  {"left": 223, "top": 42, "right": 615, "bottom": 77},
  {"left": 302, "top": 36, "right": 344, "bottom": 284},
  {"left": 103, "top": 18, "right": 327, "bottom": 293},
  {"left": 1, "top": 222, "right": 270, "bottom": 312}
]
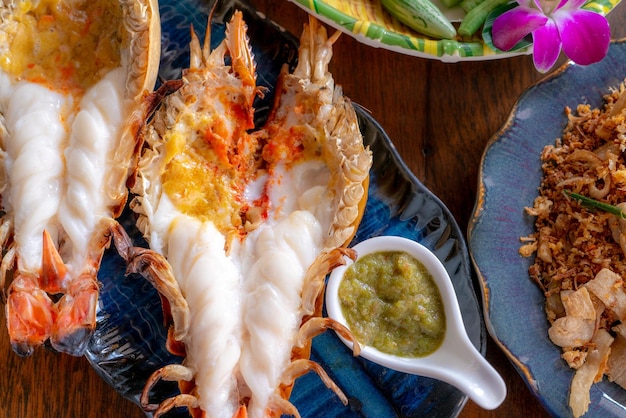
[{"left": 1, "top": 1, "right": 625, "bottom": 417}]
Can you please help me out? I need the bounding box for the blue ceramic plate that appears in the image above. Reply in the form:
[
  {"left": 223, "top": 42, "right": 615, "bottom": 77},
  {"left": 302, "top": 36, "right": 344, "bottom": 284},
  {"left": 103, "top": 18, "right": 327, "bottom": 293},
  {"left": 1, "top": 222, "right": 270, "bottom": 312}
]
[
  {"left": 468, "top": 39, "right": 626, "bottom": 418},
  {"left": 84, "top": 0, "right": 486, "bottom": 416}
]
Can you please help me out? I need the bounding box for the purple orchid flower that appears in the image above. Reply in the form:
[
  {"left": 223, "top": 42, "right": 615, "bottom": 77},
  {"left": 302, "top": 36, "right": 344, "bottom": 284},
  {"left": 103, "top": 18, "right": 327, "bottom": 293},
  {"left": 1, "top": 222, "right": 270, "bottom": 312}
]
[{"left": 491, "top": 0, "right": 611, "bottom": 72}]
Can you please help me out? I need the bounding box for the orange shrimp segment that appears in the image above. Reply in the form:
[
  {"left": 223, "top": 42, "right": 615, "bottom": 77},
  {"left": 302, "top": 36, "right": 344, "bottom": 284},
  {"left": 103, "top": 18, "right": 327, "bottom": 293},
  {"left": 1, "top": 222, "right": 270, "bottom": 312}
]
[
  {"left": 6, "top": 273, "right": 55, "bottom": 356},
  {"left": 5, "top": 229, "right": 99, "bottom": 356},
  {"left": 51, "top": 273, "right": 99, "bottom": 354}
]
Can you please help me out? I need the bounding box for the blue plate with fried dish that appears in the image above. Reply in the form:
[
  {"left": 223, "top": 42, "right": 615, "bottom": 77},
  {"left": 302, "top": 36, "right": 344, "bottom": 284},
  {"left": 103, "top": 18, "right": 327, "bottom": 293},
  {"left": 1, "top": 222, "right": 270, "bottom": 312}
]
[{"left": 469, "top": 38, "right": 626, "bottom": 418}]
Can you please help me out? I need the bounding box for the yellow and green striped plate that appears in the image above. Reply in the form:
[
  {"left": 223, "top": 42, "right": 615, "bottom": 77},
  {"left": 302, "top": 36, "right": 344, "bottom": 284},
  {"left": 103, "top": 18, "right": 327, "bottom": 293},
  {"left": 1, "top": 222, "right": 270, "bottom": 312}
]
[{"left": 289, "top": 0, "right": 621, "bottom": 61}]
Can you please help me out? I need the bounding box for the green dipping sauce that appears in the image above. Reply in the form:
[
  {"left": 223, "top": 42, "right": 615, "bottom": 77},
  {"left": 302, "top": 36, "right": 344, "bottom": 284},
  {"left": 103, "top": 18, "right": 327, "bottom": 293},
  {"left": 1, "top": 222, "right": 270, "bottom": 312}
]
[{"left": 338, "top": 250, "right": 446, "bottom": 358}]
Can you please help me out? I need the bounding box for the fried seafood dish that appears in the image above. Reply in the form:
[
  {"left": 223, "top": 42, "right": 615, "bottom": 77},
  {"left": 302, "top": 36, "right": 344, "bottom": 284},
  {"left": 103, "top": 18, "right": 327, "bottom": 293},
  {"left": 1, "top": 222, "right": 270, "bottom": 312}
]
[
  {"left": 0, "top": 0, "right": 160, "bottom": 356},
  {"left": 521, "top": 82, "right": 626, "bottom": 417},
  {"left": 113, "top": 11, "right": 373, "bottom": 418}
]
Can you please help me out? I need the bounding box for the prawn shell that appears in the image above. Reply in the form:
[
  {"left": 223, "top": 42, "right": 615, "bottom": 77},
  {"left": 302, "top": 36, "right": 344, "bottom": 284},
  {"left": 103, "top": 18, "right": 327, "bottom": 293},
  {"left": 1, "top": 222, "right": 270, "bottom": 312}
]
[
  {"left": 112, "top": 0, "right": 163, "bottom": 217},
  {"left": 130, "top": 11, "right": 372, "bottom": 418},
  {"left": 0, "top": 0, "right": 161, "bottom": 356},
  {"left": 0, "top": 0, "right": 162, "bottom": 199},
  {"left": 0, "top": 0, "right": 163, "bottom": 219}
]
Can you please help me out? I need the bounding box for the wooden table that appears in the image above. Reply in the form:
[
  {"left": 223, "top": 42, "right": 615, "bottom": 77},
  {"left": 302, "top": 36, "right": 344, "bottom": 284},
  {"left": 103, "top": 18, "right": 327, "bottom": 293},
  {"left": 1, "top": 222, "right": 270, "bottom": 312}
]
[{"left": 1, "top": 1, "right": 625, "bottom": 417}]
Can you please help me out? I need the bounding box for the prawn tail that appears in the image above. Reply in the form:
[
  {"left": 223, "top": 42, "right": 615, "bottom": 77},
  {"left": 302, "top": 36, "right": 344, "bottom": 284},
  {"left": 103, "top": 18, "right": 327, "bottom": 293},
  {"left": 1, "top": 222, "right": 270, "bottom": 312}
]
[
  {"left": 6, "top": 230, "right": 99, "bottom": 357},
  {"left": 6, "top": 271, "right": 55, "bottom": 357},
  {"left": 51, "top": 270, "right": 98, "bottom": 356}
]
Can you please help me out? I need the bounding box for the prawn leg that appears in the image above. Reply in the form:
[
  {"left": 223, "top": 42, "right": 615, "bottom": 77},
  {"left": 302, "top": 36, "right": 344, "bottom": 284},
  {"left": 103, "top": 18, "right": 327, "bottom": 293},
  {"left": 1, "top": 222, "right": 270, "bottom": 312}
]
[
  {"left": 141, "top": 364, "right": 194, "bottom": 411},
  {"left": 109, "top": 220, "right": 189, "bottom": 344}
]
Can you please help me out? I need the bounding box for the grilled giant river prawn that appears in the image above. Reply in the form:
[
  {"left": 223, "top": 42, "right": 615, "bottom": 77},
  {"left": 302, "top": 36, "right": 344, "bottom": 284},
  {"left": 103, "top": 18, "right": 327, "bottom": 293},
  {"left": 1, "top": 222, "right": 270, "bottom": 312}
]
[
  {"left": 0, "top": 0, "right": 160, "bottom": 356},
  {"left": 115, "top": 11, "right": 372, "bottom": 418}
]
